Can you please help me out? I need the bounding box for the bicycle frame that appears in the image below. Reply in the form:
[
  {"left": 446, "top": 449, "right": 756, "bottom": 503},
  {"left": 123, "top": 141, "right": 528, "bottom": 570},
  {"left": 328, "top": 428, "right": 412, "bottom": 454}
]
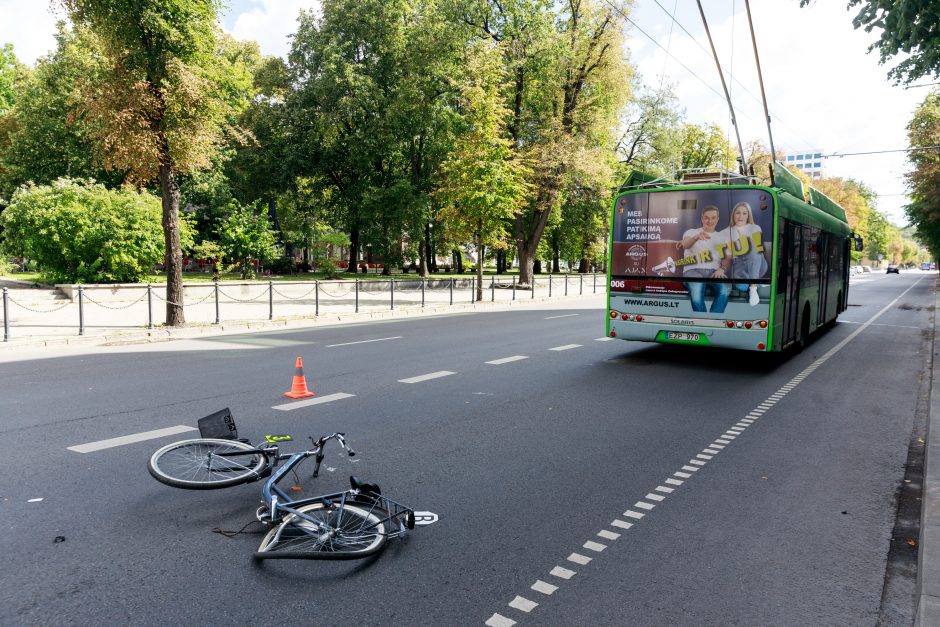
[{"left": 260, "top": 449, "right": 414, "bottom": 538}]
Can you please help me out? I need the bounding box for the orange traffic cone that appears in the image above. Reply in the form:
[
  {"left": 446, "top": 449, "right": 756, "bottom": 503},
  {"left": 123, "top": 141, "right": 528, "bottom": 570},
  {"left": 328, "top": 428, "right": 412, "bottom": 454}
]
[{"left": 284, "top": 356, "right": 315, "bottom": 399}]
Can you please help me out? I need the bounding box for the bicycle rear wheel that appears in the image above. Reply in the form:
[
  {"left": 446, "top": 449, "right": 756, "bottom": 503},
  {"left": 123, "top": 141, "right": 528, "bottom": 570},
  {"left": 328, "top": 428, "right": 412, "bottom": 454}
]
[
  {"left": 255, "top": 502, "right": 387, "bottom": 560},
  {"left": 148, "top": 438, "right": 268, "bottom": 489}
]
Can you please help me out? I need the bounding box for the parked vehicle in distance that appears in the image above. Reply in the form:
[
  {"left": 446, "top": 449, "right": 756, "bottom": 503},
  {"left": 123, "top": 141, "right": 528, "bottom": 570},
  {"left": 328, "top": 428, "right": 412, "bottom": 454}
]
[
  {"left": 922, "top": 263, "right": 931, "bottom": 271},
  {"left": 886, "top": 264, "right": 900, "bottom": 274}
]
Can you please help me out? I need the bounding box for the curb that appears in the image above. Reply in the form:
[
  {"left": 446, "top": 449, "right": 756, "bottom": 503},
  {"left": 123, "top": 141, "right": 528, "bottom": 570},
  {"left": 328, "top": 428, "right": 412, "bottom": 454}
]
[
  {"left": 917, "top": 278, "right": 940, "bottom": 624},
  {"left": 0, "top": 292, "right": 605, "bottom": 352}
]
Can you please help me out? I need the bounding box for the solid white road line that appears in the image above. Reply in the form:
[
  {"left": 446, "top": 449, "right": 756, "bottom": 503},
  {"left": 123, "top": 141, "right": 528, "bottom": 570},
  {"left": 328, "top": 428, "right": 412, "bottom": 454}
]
[
  {"left": 544, "top": 313, "right": 580, "bottom": 319},
  {"left": 272, "top": 392, "right": 356, "bottom": 411},
  {"left": 398, "top": 371, "right": 456, "bottom": 384},
  {"left": 326, "top": 336, "right": 402, "bottom": 348},
  {"left": 68, "top": 425, "right": 197, "bottom": 454},
  {"left": 485, "top": 356, "right": 529, "bottom": 365},
  {"left": 595, "top": 337, "right": 614, "bottom": 341},
  {"left": 548, "top": 344, "right": 582, "bottom": 351}
]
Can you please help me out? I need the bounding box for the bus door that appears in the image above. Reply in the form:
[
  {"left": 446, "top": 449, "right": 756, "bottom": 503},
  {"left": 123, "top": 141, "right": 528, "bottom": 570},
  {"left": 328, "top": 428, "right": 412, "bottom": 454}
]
[
  {"left": 782, "top": 220, "right": 802, "bottom": 345},
  {"left": 816, "top": 233, "right": 829, "bottom": 325}
]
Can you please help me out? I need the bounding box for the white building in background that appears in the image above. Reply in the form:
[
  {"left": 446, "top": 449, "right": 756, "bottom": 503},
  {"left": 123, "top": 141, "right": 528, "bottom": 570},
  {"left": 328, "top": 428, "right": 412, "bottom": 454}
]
[{"left": 784, "top": 150, "right": 825, "bottom": 179}]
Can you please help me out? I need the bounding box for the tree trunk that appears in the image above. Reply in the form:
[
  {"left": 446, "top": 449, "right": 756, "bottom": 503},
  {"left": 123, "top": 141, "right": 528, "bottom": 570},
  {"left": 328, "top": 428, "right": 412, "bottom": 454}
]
[
  {"left": 424, "top": 222, "right": 435, "bottom": 273},
  {"left": 579, "top": 257, "right": 589, "bottom": 273},
  {"left": 159, "top": 163, "right": 184, "bottom": 326},
  {"left": 533, "top": 258, "right": 541, "bottom": 275},
  {"left": 347, "top": 228, "right": 359, "bottom": 273}
]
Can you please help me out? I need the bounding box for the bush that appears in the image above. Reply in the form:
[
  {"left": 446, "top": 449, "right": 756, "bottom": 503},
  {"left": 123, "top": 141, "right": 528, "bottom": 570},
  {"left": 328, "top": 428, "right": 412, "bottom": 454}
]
[
  {"left": 0, "top": 178, "right": 180, "bottom": 283},
  {"left": 266, "top": 256, "right": 296, "bottom": 275}
]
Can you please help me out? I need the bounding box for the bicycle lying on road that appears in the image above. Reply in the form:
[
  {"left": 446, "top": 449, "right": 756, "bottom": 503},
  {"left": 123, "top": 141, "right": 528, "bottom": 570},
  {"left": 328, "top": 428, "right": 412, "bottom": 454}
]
[{"left": 148, "top": 408, "right": 416, "bottom": 560}]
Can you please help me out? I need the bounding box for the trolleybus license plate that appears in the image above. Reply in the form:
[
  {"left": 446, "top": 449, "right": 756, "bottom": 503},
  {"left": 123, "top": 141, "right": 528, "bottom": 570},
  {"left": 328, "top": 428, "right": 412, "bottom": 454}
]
[{"left": 666, "top": 331, "right": 699, "bottom": 341}]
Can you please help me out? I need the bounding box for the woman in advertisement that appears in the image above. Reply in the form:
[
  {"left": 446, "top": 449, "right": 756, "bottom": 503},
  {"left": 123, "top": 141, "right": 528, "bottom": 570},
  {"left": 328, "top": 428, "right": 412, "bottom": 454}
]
[
  {"left": 723, "top": 201, "right": 768, "bottom": 306},
  {"left": 678, "top": 205, "right": 730, "bottom": 313}
]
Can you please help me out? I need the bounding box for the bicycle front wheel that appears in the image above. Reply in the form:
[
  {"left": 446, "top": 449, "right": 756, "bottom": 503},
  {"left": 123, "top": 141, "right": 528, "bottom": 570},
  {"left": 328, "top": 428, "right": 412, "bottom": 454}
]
[
  {"left": 148, "top": 439, "right": 268, "bottom": 489},
  {"left": 255, "top": 502, "right": 387, "bottom": 560}
]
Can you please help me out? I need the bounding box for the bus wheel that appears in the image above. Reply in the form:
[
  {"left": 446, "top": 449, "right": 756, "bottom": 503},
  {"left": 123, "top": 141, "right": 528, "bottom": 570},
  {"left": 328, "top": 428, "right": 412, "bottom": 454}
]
[{"left": 796, "top": 304, "right": 811, "bottom": 352}]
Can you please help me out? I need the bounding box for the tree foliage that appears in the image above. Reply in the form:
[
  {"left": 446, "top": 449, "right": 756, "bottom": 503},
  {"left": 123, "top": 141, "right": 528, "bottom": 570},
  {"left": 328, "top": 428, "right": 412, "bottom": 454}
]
[
  {"left": 801, "top": 1, "right": 940, "bottom": 85},
  {"left": 0, "top": 178, "right": 185, "bottom": 283},
  {"left": 905, "top": 88, "right": 940, "bottom": 255},
  {"left": 216, "top": 201, "right": 277, "bottom": 278}
]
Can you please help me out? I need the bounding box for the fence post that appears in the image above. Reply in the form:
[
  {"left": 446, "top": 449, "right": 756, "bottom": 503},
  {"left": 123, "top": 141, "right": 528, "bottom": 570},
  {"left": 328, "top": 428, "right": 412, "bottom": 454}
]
[
  {"left": 390, "top": 279, "right": 395, "bottom": 310},
  {"left": 2, "top": 287, "right": 8, "bottom": 341},
  {"left": 549, "top": 274, "right": 553, "bottom": 297},
  {"left": 565, "top": 274, "right": 569, "bottom": 296},
  {"left": 78, "top": 285, "right": 85, "bottom": 336},
  {"left": 512, "top": 275, "right": 516, "bottom": 301},
  {"left": 147, "top": 283, "right": 153, "bottom": 329},
  {"left": 450, "top": 278, "right": 454, "bottom": 305},
  {"left": 214, "top": 281, "right": 220, "bottom": 324},
  {"left": 315, "top": 280, "right": 319, "bottom": 316},
  {"left": 421, "top": 278, "right": 426, "bottom": 307},
  {"left": 531, "top": 275, "right": 535, "bottom": 299},
  {"left": 355, "top": 279, "right": 359, "bottom": 313},
  {"left": 268, "top": 280, "right": 274, "bottom": 320},
  {"left": 471, "top": 277, "right": 475, "bottom": 303},
  {"left": 580, "top": 273, "right": 583, "bottom": 295},
  {"left": 491, "top": 276, "right": 495, "bottom": 302},
  {"left": 593, "top": 272, "right": 597, "bottom": 293}
]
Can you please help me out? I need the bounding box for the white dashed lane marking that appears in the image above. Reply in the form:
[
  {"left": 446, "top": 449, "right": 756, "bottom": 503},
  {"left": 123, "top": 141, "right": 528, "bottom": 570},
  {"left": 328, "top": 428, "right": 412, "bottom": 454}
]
[
  {"left": 486, "top": 356, "right": 529, "bottom": 365},
  {"left": 272, "top": 392, "right": 356, "bottom": 411},
  {"left": 544, "top": 313, "right": 580, "bottom": 319},
  {"left": 68, "top": 425, "right": 197, "bottom": 453},
  {"left": 548, "top": 344, "right": 582, "bottom": 351},
  {"left": 326, "top": 336, "right": 402, "bottom": 347},
  {"left": 398, "top": 371, "right": 456, "bottom": 384},
  {"left": 483, "top": 280, "right": 927, "bottom": 625}
]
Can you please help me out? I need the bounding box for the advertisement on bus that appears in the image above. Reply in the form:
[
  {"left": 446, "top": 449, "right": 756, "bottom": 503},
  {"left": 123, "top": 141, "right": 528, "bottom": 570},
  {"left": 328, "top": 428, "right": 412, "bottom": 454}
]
[{"left": 609, "top": 188, "right": 773, "bottom": 323}]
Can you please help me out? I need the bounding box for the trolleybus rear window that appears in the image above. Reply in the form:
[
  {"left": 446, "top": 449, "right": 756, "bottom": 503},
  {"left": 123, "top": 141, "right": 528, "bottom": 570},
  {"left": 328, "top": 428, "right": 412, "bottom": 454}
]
[{"left": 611, "top": 189, "right": 774, "bottom": 284}]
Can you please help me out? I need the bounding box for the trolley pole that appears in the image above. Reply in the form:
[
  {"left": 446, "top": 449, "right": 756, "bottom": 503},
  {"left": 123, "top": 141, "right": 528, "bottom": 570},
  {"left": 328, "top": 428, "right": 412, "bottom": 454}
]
[
  {"left": 214, "top": 281, "right": 220, "bottom": 324},
  {"left": 2, "top": 287, "right": 8, "bottom": 341},
  {"left": 268, "top": 280, "right": 274, "bottom": 320},
  {"left": 147, "top": 284, "right": 153, "bottom": 329},
  {"left": 78, "top": 285, "right": 85, "bottom": 336}
]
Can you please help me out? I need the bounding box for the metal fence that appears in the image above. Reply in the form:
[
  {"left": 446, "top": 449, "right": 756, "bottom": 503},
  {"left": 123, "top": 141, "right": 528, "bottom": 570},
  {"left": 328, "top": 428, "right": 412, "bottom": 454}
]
[{"left": 1, "top": 273, "right": 604, "bottom": 341}]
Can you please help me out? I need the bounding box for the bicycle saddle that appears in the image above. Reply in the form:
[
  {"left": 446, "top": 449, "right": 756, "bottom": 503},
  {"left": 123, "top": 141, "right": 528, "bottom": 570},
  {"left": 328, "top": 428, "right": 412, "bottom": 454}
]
[{"left": 349, "top": 475, "right": 381, "bottom": 495}]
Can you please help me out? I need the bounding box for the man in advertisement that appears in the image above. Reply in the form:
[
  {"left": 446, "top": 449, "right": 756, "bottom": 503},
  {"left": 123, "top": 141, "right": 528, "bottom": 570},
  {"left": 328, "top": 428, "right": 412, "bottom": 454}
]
[{"left": 677, "top": 205, "right": 731, "bottom": 313}]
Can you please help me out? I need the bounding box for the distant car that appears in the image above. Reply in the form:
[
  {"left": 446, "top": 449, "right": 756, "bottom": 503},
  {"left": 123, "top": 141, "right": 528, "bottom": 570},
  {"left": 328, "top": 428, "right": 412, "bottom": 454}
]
[
  {"left": 887, "top": 265, "right": 900, "bottom": 274},
  {"left": 922, "top": 263, "right": 932, "bottom": 271}
]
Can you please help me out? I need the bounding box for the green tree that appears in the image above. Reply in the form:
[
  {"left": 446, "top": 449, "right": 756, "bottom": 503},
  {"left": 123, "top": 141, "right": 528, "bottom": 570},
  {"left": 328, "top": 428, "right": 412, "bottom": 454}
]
[
  {"left": 0, "top": 25, "right": 120, "bottom": 199},
  {"left": 59, "top": 0, "right": 251, "bottom": 325},
  {"left": 906, "top": 89, "right": 940, "bottom": 256},
  {"left": 435, "top": 41, "right": 531, "bottom": 301},
  {"left": 615, "top": 83, "right": 683, "bottom": 179},
  {"left": 0, "top": 178, "right": 180, "bottom": 283},
  {"left": 459, "top": 0, "right": 631, "bottom": 287},
  {"left": 0, "top": 43, "right": 27, "bottom": 114},
  {"left": 801, "top": 1, "right": 940, "bottom": 84},
  {"left": 216, "top": 201, "right": 277, "bottom": 279},
  {"left": 676, "top": 123, "right": 737, "bottom": 171}
]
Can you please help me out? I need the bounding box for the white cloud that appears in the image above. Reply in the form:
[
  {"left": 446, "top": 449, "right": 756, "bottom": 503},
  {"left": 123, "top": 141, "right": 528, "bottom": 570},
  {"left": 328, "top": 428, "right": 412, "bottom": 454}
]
[
  {"left": 625, "top": 0, "right": 924, "bottom": 226},
  {"left": 226, "top": 0, "right": 321, "bottom": 60}
]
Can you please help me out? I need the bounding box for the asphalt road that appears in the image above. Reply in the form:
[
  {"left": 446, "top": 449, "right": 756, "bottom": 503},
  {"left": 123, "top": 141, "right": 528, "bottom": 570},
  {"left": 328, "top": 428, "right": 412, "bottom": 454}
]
[{"left": 0, "top": 272, "right": 932, "bottom": 626}]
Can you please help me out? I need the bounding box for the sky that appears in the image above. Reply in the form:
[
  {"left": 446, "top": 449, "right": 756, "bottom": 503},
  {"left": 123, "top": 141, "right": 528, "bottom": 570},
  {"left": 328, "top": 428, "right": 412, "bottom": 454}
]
[{"left": 0, "top": 0, "right": 929, "bottom": 227}]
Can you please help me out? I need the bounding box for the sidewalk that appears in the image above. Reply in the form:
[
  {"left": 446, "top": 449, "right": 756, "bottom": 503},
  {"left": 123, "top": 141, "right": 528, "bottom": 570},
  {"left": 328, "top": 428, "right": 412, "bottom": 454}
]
[
  {"left": 917, "top": 283, "right": 940, "bottom": 624},
  {"left": 0, "top": 276, "right": 607, "bottom": 352}
]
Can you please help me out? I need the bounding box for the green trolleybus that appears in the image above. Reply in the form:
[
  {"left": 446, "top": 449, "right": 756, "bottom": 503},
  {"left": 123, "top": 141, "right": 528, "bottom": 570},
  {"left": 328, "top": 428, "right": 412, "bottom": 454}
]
[{"left": 606, "top": 163, "right": 861, "bottom": 352}]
